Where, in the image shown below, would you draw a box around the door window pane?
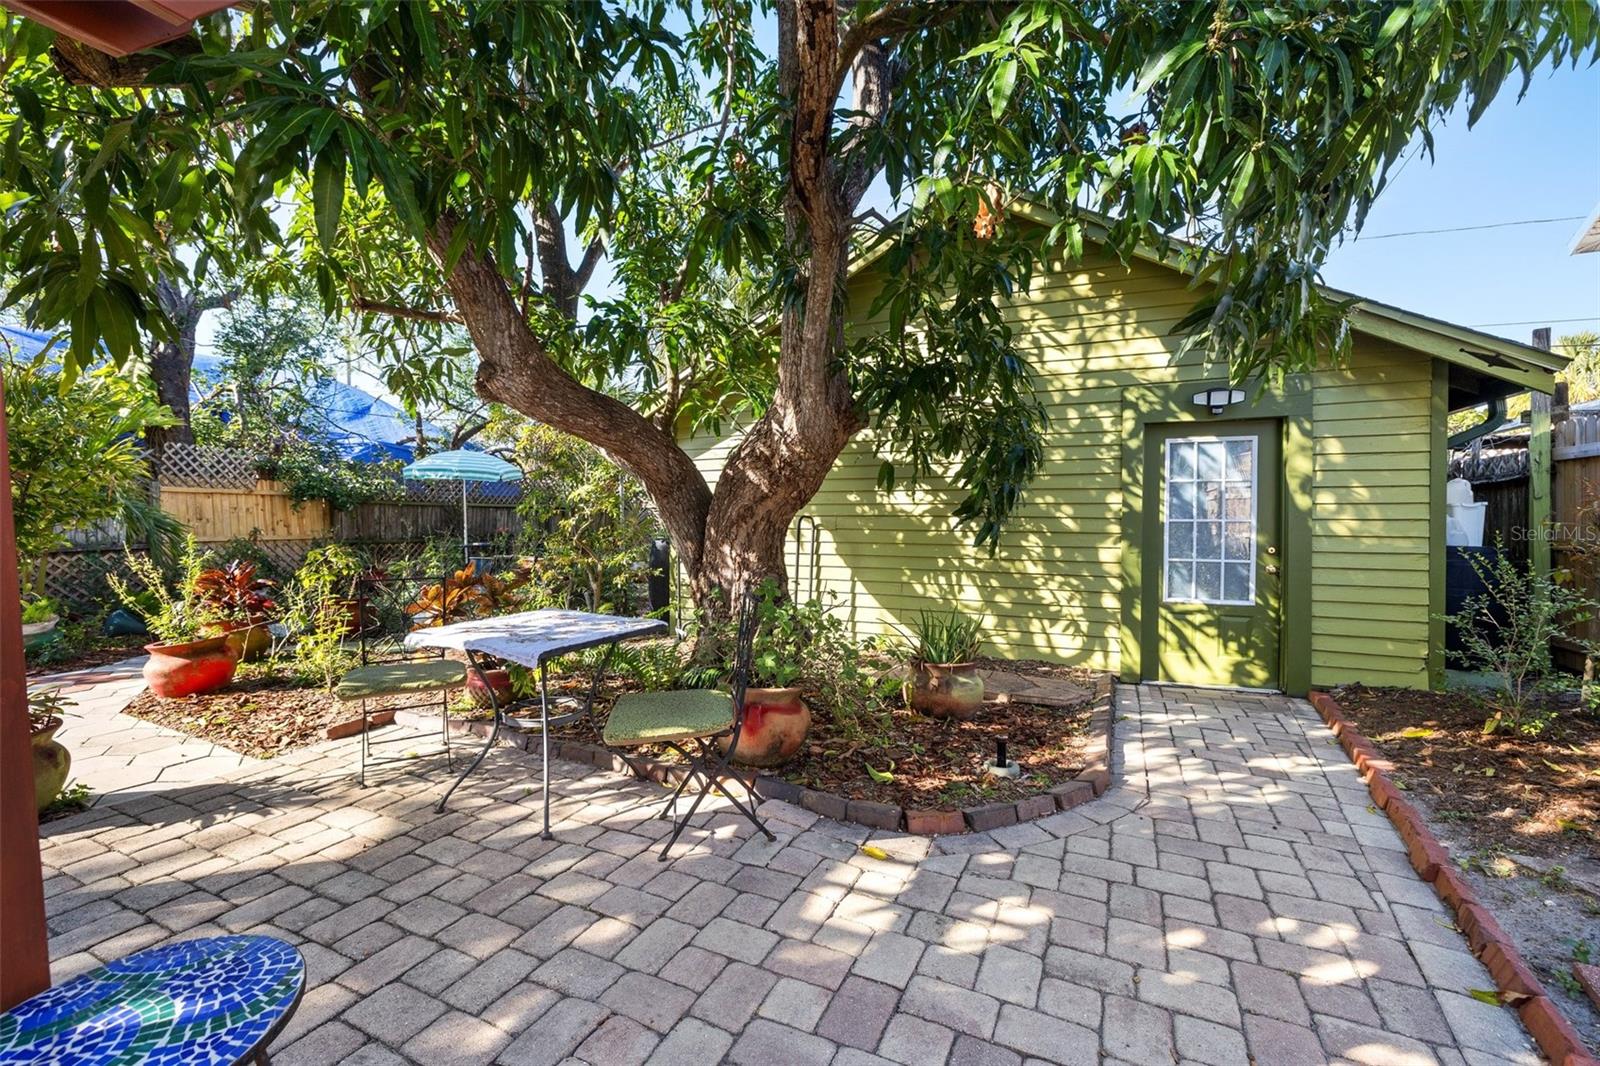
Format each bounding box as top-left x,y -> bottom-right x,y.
1164,435 -> 1257,604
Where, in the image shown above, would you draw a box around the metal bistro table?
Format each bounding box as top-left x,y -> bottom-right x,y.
406,609 -> 669,836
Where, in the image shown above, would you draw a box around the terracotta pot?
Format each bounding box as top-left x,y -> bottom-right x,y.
466,667 -> 514,708
219,621 -> 272,662
905,662 -> 985,719
720,687 -> 811,768
333,597 -> 375,636
142,636 -> 238,698
32,719 -> 70,812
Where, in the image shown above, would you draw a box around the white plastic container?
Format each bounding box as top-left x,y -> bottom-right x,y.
1447,501 -> 1487,547
1446,477 -> 1476,507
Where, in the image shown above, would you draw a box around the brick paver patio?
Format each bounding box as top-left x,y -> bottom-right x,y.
34,666 -> 1543,1065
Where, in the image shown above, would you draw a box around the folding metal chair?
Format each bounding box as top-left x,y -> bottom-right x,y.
336,571 -> 463,785
603,591 -> 775,860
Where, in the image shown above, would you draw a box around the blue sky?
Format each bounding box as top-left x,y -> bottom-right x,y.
1318,60 -> 1600,354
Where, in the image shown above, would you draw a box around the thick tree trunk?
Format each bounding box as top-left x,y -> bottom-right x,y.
144,280 -> 199,459
418,0 -> 888,624
426,225 -> 717,586
144,278 -> 236,464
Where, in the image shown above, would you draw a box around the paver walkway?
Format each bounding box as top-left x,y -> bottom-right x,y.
33,669 -> 1545,1065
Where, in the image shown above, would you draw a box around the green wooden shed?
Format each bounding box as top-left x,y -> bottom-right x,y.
681,207 -> 1566,695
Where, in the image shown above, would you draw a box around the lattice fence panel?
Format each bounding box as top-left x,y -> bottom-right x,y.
158,443 -> 259,489
43,550 -> 143,612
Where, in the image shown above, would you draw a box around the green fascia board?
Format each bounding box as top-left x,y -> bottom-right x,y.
844,200 -> 1566,395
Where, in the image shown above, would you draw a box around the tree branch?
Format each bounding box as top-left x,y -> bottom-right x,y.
571,236 -> 605,297
351,296 -> 464,324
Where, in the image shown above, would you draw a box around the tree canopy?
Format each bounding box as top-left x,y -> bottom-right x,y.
2,0 -> 1595,604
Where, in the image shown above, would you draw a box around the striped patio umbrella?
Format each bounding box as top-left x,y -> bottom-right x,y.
401,450 -> 523,563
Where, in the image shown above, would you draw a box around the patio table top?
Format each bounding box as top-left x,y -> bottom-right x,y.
402,609 -> 668,668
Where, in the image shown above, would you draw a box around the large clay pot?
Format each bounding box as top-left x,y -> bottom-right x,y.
466,667 -> 513,708
32,720 -> 70,812
333,597 -> 376,636
721,687 -> 811,767
905,662 -> 985,719
143,636 -> 238,698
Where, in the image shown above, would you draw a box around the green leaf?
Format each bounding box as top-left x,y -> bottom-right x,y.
866,760 -> 895,784
1467,989 -> 1502,1006
989,59 -> 1019,121
311,145 -> 345,253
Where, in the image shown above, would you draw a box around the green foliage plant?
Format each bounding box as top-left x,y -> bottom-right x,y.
20,595 -> 58,623
106,537 -> 224,645
3,354 -> 179,594
26,686 -> 72,732
511,424 -> 661,613
1445,550 -> 1599,736
902,609 -> 984,666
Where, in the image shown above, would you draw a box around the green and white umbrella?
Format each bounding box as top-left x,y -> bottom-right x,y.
401,449 -> 523,563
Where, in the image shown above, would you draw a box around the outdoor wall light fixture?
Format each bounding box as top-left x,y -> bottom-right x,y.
1192,387 -> 1246,415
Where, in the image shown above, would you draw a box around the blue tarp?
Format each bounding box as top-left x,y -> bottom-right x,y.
1,324 -> 492,477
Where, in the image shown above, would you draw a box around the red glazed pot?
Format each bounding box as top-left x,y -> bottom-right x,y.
721,686 -> 811,768
143,636 -> 238,698
466,667 -> 514,708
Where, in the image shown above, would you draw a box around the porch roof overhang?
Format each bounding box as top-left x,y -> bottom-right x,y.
0,1 -> 232,57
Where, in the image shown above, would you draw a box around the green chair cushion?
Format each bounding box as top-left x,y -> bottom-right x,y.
337,660 -> 466,700
603,689 -> 734,747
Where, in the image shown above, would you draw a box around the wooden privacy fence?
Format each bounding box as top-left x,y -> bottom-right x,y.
46,443 -> 525,610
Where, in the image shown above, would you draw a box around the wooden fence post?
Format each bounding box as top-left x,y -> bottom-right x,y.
0,376 -> 51,1010
1528,328 -> 1553,579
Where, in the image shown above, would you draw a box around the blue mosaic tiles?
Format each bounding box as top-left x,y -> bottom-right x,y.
0,936 -> 304,1065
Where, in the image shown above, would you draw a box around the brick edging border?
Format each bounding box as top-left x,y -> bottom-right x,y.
1308,690 -> 1598,1066
433,675 -> 1117,837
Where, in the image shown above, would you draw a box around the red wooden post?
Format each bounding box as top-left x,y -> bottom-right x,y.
0,374 -> 50,1009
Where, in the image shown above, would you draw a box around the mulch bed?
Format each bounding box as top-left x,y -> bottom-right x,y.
1328,683 -> 1598,858
122,669 -> 418,759
529,659 -> 1102,810
1321,685 -> 1600,1056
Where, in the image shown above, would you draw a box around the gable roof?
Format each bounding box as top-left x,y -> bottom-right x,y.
847,201 -> 1566,396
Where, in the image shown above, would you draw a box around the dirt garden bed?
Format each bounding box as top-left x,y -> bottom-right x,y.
1327,683 -> 1600,1051
467,658 -> 1116,835
123,668 -> 423,759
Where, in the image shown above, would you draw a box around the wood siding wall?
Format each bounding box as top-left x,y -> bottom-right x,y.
682,249 -> 1437,689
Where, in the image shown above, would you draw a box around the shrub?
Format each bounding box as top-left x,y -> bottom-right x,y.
901,609 -> 984,665
1446,551 -> 1599,735
107,538 -> 225,645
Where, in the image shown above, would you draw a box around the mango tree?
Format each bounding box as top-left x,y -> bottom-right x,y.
1,1 -> 1594,615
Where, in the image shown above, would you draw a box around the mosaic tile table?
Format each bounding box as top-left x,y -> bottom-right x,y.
0,935 -> 304,1065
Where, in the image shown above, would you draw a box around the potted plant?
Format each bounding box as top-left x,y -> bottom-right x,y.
193,560 -> 278,661
902,609 -> 985,719
109,541 -> 238,698
716,583 -> 815,768
20,595 -> 60,649
296,544 -> 373,634
28,687 -> 73,811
